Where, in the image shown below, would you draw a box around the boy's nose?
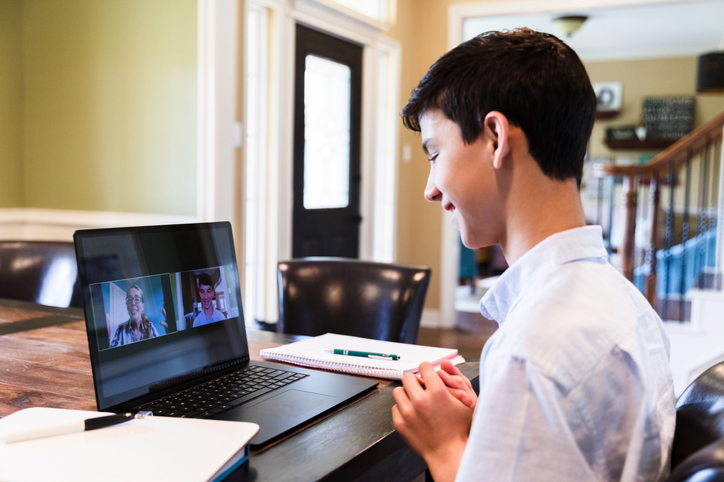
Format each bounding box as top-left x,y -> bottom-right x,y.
424,172 -> 442,202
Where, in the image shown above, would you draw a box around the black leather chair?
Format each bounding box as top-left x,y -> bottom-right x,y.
277,258 -> 431,344
0,240 -> 81,308
666,362 -> 724,482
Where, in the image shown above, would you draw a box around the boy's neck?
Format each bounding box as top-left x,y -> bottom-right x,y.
499,174 -> 586,265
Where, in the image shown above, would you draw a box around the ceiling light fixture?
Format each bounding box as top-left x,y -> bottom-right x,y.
551,15 -> 588,39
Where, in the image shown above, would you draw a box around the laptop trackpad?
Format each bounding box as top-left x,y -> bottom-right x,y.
247,389 -> 334,418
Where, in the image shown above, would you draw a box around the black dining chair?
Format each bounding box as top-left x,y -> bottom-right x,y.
277,258 -> 431,344
0,240 -> 81,308
666,362 -> 724,482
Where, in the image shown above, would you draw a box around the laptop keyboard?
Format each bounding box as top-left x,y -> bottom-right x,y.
136,365 -> 308,418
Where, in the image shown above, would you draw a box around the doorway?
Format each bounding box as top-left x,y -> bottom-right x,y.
292,24 -> 363,258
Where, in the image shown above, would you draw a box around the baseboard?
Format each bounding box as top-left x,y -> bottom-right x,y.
422,306 -> 464,329
0,208 -> 198,241
421,308 -> 444,329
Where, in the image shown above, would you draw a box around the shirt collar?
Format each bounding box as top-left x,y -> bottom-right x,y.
480,226 -> 609,324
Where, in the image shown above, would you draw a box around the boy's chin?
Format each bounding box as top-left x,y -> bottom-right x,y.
460,230 -> 494,250
460,232 -> 481,250
455,218 -> 484,249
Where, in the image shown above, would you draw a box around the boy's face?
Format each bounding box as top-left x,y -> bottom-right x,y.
420,108 -> 501,249
199,284 -> 214,311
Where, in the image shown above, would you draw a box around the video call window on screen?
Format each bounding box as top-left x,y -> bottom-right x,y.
94,275 -> 174,350
91,265 -> 240,351
175,266 -> 240,330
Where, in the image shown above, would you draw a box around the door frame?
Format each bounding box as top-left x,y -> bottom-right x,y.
279,0 -> 400,263
242,0 -> 401,323
292,24 -> 363,258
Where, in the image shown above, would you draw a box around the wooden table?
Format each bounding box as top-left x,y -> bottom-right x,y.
0,299 -> 480,481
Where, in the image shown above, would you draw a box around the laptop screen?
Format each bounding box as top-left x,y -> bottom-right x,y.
74,222 -> 249,411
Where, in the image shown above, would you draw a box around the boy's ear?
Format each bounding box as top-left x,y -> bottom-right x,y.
483,111 -> 510,169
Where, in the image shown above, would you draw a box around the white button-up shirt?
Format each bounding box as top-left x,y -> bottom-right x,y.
456,226 -> 675,482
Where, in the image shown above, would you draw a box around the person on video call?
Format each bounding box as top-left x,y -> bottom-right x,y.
193,273 -> 226,327
110,285 -> 160,347
390,28 -> 675,482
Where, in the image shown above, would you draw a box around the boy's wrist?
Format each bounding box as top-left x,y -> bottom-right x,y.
424,436 -> 468,482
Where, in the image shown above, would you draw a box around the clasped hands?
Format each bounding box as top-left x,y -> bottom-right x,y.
391,360 -> 477,482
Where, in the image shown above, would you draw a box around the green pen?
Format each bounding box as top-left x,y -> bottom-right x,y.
326,348 -> 401,361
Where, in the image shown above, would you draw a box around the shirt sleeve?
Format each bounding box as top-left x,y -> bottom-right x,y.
110,325 -> 123,347
148,322 -> 159,338
456,354 -> 597,482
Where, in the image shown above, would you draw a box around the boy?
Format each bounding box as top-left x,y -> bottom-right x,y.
391,29 -> 675,482
193,273 -> 226,327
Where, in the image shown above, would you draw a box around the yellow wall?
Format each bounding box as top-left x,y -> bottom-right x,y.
388,0 -> 491,312
387,0 -> 441,308
586,56 -> 724,159
9,0 -> 197,215
0,0 -> 23,208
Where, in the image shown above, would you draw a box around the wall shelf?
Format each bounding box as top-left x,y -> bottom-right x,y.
595,110 -> 619,120
604,138 -> 677,150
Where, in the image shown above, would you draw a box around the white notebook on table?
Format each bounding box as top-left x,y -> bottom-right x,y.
260,333 -> 464,380
0,407 -> 258,482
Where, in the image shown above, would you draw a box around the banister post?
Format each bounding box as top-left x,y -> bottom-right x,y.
645,174 -> 660,305
622,175 -> 638,282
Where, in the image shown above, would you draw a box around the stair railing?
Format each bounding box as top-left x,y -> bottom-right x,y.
596,111 -> 724,321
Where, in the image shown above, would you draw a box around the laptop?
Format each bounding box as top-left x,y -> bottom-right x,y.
73,221 -> 378,448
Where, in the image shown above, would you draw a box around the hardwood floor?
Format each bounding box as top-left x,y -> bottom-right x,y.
417,311 -> 498,361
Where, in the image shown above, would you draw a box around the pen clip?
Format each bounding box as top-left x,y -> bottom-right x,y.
368,355 -> 394,361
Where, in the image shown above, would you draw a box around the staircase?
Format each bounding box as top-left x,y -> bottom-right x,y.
597,111 -> 724,395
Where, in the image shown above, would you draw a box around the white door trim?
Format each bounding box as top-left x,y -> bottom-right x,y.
278,0 -> 398,264
197,0 -> 239,226
241,0 -> 401,323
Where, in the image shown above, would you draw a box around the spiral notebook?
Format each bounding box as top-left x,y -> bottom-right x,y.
260,333 -> 464,380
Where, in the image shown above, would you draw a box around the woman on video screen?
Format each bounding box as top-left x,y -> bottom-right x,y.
110,285 -> 159,347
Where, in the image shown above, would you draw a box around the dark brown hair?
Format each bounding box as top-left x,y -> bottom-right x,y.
401,28 -> 596,183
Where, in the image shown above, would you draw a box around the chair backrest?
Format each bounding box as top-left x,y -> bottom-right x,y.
277,258 -> 431,344
0,240 -> 81,308
666,362 -> 724,482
